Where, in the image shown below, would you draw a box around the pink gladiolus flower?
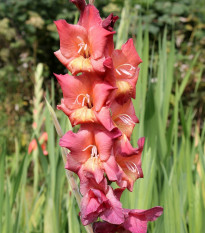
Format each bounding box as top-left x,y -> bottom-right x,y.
54,5 -> 115,75
80,186 -> 124,226
111,39 -> 142,104
111,99 -> 139,139
54,0 -> 163,230
93,206 -> 163,233
55,73 -> 119,133
59,124 -> 122,185
114,137 -> 145,191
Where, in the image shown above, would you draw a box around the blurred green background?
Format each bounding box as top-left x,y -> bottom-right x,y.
0,0 -> 205,232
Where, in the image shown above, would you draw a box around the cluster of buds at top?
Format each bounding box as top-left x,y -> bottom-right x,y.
54,0 -> 163,232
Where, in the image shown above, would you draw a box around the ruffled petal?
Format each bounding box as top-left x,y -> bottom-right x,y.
111,100 -> 138,139
55,73 -> 92,109
123,207 -> 163,233
80,189 -> 106,225
121,38 -> 142,67
55,20 -> 87,59
79,175 -> 108,196
112,38 -> 142,80
88,26 -> 115,60
78,5 -> 102,30
103,153 -> 122,182
92,80 -> 116,112
94,129 -> 114,161
100,187 -> 124,224
54,50 -> 71,69
115,68 -> 140,104
90,57 -> 105,73
95,107 -> 121,137
127,206 -> 164,222
59,129 -> 93,158
80,157 -> 104,184
115,137 -> 145,191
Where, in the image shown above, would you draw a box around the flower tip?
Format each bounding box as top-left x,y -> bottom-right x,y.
138,137 -> 145,150
70,0 -> 86,11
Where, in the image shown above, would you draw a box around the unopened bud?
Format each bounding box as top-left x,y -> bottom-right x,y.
70,0 -> 86,11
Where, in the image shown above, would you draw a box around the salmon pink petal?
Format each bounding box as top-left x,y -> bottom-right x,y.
54,73 -> 92,109
115,67 -> 140,104
102,57 -> 116,87
90,57 -> 105,73
115,138 -> 145,191
95,130 -> 113,161
65,151 -> 83,173
124,216 -> 147,233
54,50 -> 72,69
79,176 -> 108,196
126,206 -> 164,222
93,80 -> 116,112
81,186 -> 124,226
121,38 -> 142,66
80,189 -> 107,225
78,5 -> 102,30
55,20 -> 87,59
60,129 -> 93,173
100,187 -> 124,225
95,107 -> 121,137
79,157 -> 104,184
59,129 -> 93,154
111,100 -> 138,139
114,135 -> 137,156
93,206 -> 163,233
123,207 -> 163,233
112,38 -> 142,79
57,99 -> 73,116
88,26 -> 115,60
103,153 -> 122,182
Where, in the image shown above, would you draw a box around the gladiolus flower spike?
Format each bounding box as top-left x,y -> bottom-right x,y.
54,1 -> 163,232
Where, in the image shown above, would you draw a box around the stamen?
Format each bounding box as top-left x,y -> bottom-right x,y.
82,145 -> 95,151
117,64 -> 135,71
120,69 -> 133,76
82,97 -> 86,106
116,69 -> 122,75
73,94 -> 91,107
118,114 -> 135,125
125,161 -> 139,174
78,45 -> 84,54
84,44 -> 87,51
82,145 -> 99,158
115,64 -> 136,77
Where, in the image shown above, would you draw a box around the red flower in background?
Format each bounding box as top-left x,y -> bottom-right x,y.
28,132 -> 48,156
